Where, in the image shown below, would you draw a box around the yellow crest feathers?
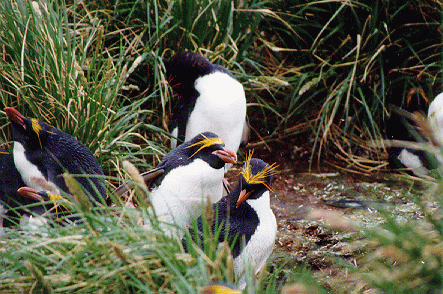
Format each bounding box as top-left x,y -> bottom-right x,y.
31,118 -> 42,134
31,118 -> 44,148
240,150 -> 277,192
187,134 -> 224,158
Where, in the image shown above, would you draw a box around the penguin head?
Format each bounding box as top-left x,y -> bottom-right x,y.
18,186 -> 49,202
17,186 -> 68,217
5,107 -> 57,151
182,132 -> 237,169
17,186 -> 65,204
166,52 -> 214,99
235,153 -> 276,208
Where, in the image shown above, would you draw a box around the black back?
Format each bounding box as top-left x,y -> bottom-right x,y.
147,132 -> 230,189
166,52 -> 234,144
8,113 -> 106,202
184,158 -> 273,258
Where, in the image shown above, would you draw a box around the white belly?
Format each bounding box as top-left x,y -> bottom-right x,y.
234,191 -> 277,289
13,142 -> 48,190
397,149 -> 428,177
149,159 -> 224,233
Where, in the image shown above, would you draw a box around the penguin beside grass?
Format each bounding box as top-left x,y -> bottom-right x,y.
114,132 -> 237,233
183,153 -> 277,289
166,52 -> 249,160
5,107 -> 106,204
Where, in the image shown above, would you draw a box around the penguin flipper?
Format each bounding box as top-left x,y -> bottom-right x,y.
112,168 -> 164,197
140,168 -> 165,187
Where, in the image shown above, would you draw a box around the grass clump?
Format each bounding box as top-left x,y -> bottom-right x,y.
2,0 -> 443,292
0,0 -> 164,177
247,0 -> 442,171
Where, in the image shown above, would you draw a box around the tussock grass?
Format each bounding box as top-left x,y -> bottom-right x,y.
248,0 -> 442,171
1,0 -> 443,292
0,0 -> 165,179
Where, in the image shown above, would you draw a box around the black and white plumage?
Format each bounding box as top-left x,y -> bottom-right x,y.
5,107 -> 106,203
166,52 -> 248,160
386,89 -> 439,176
0,147 -> 40,227
17,186 -> 68,216
183,155 -> 277,288
114,132 -> 237,231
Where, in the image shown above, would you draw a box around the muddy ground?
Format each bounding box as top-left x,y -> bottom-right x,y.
226,135 -> 425,292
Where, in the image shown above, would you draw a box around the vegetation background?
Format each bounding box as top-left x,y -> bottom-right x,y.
0,0 -> 442,292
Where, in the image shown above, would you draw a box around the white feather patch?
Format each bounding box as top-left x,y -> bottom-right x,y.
398,149 -> 428,177
187,72 -> 246,156
234,191 -> 277,289
148,158 -> 224,234
13,142 -> 48,190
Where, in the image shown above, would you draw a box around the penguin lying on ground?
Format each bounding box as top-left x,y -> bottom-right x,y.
114,132 -> 237,233
183,153 -> 277,289
5,107 -> 106,204
0,147 -> 44,227
166,52 -> 249,159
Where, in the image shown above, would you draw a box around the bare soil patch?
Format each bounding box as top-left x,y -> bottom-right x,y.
225,135 -> 423,291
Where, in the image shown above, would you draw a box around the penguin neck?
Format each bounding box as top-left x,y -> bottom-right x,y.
244,190 -> 271,218
228,183 -> 259,217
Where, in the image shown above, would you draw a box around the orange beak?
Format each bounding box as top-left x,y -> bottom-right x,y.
212,147 -> 237,164
18,187 -> 45,202
236,189 -> 253,208
5,107 -> 25,126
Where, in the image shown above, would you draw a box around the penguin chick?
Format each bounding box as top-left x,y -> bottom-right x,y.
5,107 -> 106,203
114,132 -> 237,232
167,52 -> 248,159
184,154 -> 277,289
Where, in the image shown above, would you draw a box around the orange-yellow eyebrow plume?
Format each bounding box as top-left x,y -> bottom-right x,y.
187,134 -> 224,158
240,150 -> 278,192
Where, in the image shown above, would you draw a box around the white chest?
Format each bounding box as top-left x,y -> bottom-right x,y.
428,92 -> 443,146
150,159 -> 224,230
397,149 -> 428,177
234,191 -> 277,287
13,142 -> 47,190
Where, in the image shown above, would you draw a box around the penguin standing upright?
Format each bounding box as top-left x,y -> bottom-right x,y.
183,154 -> 277,289
5,107 -> 106,203
114,132 -> 237,232
166,52 -> 248,160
